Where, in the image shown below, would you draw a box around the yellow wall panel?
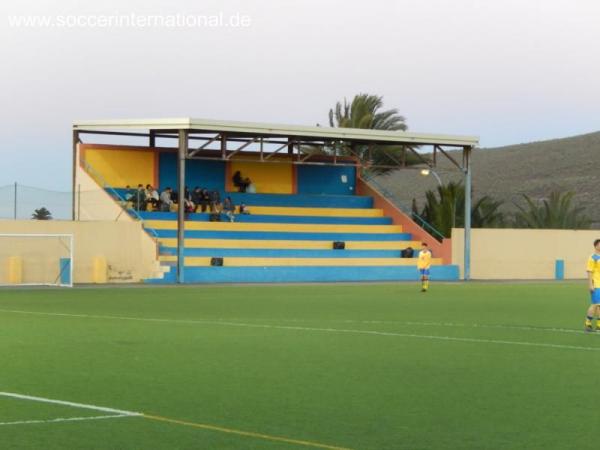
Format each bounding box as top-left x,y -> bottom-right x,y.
228,160 -> 293,194
452,228 -> 600,279
83,148 -> 156,188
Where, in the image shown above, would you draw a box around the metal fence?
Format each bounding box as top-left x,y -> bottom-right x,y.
0,183 -> 73,220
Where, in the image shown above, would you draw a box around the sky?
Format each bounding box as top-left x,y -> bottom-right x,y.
1,0 -> 599,191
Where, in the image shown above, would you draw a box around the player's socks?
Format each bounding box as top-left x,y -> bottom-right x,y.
424,280 -> 429,290
585,316 -> 594,331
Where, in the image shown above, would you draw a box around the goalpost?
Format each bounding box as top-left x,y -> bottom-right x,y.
0,234 -> 74,287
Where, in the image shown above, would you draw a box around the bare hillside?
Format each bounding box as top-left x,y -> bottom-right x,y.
374,131 -> 600,227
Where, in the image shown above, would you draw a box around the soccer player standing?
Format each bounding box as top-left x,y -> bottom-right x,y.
417,242 -> 432,292
584,239 -> 600,332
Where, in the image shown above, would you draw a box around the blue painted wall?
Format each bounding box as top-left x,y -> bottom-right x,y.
158,154 -> 357,196
158,153 -> 225,191
148,265 -> 460,283
297,165 -> 356,195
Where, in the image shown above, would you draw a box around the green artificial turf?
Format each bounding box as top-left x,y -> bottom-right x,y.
0,281 -> 598,450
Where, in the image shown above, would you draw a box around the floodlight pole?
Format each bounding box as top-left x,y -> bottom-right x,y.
177,129 -> 188,284
463,146 -> 472,281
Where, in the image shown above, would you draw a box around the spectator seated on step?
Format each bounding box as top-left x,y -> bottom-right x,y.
239,203 -> 250,215
145,184 -> 159,210
401,247 -> 414,258
124,185 -> 134,202
160,187 -> 174,212
195,188 -> 210,213
191,187 -> 202,212
232,171 -> 251,193
132,184 -> 147,211
209,190 -> 222,213
222,196 -> 236,222
246,182 -> 257,194
184,198 -> 195,214
182,186 -> 195,212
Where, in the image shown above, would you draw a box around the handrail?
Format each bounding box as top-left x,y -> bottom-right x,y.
81,160 -> 159,238
361,172 -> 445,241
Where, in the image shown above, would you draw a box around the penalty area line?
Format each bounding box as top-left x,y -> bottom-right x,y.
0,391 -> 141,417
142,413 -> 354,450
0,414 -> 134,427
0,391 -> 353,449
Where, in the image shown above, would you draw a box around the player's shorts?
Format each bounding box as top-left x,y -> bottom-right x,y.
591,289 -> 600,304
419,268 -> 430,276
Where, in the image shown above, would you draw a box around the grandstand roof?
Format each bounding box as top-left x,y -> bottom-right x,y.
73,118 -> 478,148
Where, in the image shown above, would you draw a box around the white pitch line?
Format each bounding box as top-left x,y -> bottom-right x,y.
0,392 -> 141,417
0,414 -> 133,427
1,309 -> 599,352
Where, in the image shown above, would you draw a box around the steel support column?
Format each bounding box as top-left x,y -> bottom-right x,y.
177,129 -> 188,284
463,146 -> 472,281
72,130 -> 80,220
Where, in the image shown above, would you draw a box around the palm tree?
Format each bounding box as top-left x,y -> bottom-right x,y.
32,207 -> 52,220
308,93 -> 421,173
472,196 -> 506,228
328,94 -> 407,131
412,182 -> 505,238
513,192 -> 591,229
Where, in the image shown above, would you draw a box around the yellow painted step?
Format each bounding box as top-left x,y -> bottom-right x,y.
159,256 -> 442,267
146,220 -> 402,234
158,238 -> 421,250
243,206 -> 383,217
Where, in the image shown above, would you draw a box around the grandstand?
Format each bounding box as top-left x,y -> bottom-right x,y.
72,118 -> 478,284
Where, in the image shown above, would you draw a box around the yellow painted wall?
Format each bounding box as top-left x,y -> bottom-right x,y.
75,144 -> 136,222
228,155 -> 293,194
452,228 -> 600,279
83,147 -> 155,188
0,220 -> 160,284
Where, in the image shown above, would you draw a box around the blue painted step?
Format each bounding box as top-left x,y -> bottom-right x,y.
111,189 -> 372,208
136,211 -> 392,225
147,265 -> 460,283
158,247 -> 411,258
148,229 -> 413,241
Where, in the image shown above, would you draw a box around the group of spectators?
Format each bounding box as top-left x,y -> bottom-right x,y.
125,171 -> 255,221
125,184 -> 159,212
125,184 -> 250,222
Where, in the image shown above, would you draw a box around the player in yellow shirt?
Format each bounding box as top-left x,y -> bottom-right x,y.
417,242 -> 432,292
584,239 -> 600,332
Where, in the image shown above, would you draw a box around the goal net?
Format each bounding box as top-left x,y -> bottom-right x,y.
0,234 -> 74,287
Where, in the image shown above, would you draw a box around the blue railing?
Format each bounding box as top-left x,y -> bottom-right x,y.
361,172 -> 445,242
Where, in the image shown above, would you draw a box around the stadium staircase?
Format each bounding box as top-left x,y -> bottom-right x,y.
111,191 -> 460,283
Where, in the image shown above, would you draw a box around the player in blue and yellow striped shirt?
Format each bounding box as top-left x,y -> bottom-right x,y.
584,239 -> 600,332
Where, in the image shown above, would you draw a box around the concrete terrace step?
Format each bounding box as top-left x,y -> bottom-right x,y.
157,238 -> 421,250
144,220 -> 402,234
157,248 -> 414,258
150,229 -> 412,241
159,256 -> 442,267
112,189 -> 373,208
136,211 -> 392,225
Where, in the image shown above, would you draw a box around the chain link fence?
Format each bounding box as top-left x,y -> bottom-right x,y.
0,183 -> 73,220
0,183 -> 140,221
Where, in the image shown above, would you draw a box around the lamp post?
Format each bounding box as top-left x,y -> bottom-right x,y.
420,168 -> 442,187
